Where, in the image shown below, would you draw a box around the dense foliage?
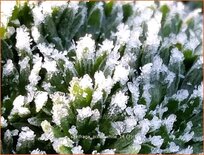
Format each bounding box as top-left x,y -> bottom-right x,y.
1,1 -> 203,154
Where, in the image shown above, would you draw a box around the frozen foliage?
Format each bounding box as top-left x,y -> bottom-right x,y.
15,26 -> 32,53
30,148 -> 46,154
1,1 -> 203,154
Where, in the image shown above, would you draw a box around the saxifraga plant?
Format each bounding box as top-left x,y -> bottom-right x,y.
1,1 -> 203,154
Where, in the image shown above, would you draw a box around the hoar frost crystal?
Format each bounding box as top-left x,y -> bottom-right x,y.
1,1 -> 203,154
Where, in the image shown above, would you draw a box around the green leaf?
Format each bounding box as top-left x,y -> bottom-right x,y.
102,4 -> 123,39
104,1 -> 113,17
99,118 -> 112,135
149,82 -> 166,110
87,3 -> 104,39
180,58 -> 202,93
192,142 -> 203,154
122,4 -> 133,22
183,49 -> 198,71
80,138 -> 92,153
1,40 -> 14,60
190,111 -> 203,142
43,16 -> 63,50
8,3 -> 33,28
60,117 -> 70,135
166,99 -> 179,114
159,47 -> 171,65
57,8 -> 74,47
59,146 -> 72,154
160,4 -> 170,27
52,126 -> 65,138
69,7 -> 87,40
0,27 -> 6,38
49,73 -> 68,92
139,143 -> 152,154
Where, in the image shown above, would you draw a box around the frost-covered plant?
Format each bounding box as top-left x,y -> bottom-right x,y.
1,1 -> 203,154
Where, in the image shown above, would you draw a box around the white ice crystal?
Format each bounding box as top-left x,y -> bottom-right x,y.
26,84 -> 37,103
97,39 -> 114,56
191,84 -> 203,99
1,116 -> 8,128
91,109 -> 101,121
146,18 -> 161,47
80,74 -> 93,90
31,148 -> 46,154
142,83 -> 152,107
1,1 -> 203,154
16,127 -> 36,150
163,114 -> 177,133
37,43 -> 54,56
139,119 -> 150,134
149,136 -> 164,148
68,126 -> 78,138
124,117 -> 137,133
77,107 -> 100,121
71,145 -> 84,154
40,120 -> 54,142
172,89 -> 189,102
177,146 -> 193,154
41,120 -> 52,133
185,35 -> 200,51
94,71 -> 113,94
52,137 -> 74,153
115,23 -> 130,45
92,89 -> 103,103
140,63 -> 153,76
10,95 -> 30,117
29,56 -> 42,86
165,71 -> 176,87
111,121 -> 125,135
4,129 -> 12,144
34,91 -> 48,112
150,116 -> 162,131
179,131 -> 194,142
111,91 -> 129,111
32,6 -> 45,25
69,75 -> 93,100
105,44 -> 120,70
176,32 -> 187,44
31,26 -> 41,42
1,1 -> 15,25
168,142 -> 179,153
100,149 -> 116,154
76,34 -> 95,60
19,56 -> 30,71
128,29 -> 142,48
52,104 -> 68,125
11,129 -> 19,136
3,59 -> 14,76
42,58 -> 58,75
184,121 -> 193,132
16,26 -> 31,52
152,56 -> 168,74
178,121 -> 194,142
134,133 -> 146,145
169,48 -> 184,64
50,92 -> 70,105
113,64 -> 130,85
127,79 -> 140,105
6,26 -> 15,38
133,104 -> 147,120
69,74 -> 93,99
